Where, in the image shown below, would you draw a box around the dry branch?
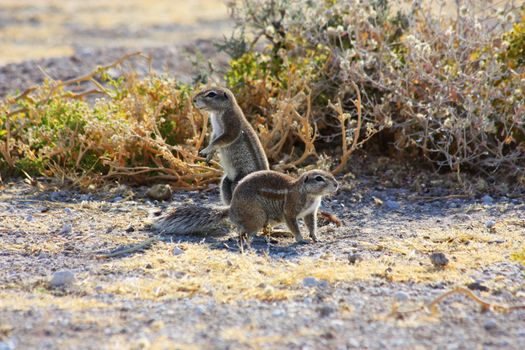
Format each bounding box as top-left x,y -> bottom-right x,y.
390,287 -> 525,319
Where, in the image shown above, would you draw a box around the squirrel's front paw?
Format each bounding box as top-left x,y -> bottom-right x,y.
199,146 -> 213,156
200,147 -> 215,164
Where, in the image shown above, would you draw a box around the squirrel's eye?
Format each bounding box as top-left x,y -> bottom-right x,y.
205,91 -> 217,98
315,176 -> 325,182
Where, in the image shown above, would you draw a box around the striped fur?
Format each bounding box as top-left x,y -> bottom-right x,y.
153,205 -> 229,235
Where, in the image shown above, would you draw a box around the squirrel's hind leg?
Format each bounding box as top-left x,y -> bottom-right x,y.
220,176 -> 233,205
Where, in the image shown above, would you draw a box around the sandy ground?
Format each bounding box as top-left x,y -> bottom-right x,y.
0,0 -> 231,65
0,167 -> 524,349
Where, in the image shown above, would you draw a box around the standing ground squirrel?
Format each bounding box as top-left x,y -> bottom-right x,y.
194,87 -> 269,204
154,169 -> 338,248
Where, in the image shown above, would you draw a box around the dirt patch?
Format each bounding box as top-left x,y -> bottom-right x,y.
1,172 -> 524,349
0,0 -> 231,65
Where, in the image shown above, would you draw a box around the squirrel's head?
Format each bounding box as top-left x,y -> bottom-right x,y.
193,87 -> 235,112
299,170 -> 338,197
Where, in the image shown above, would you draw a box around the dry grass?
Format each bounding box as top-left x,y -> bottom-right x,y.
67,217 -> 523,304
1,210 -> 522,308
0,291 -> 111,312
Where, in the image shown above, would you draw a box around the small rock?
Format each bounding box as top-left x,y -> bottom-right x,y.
64,208 -> 72,216
372,197 -> 383,206
483,318 -> 498,331
430,252 -> 449,268
272,309 -> 285,317
348,339 -> 360,348
172,247 -> 184,256
25,215 -> 33,222
50,270 -> 75,288
146,184 -> 173,201
303,277 -> 318,287
0,340 -> 15,350
384,200 -> 400,210
125,225 -> 135,233
466,281 -> 489,292
394,291 -> 409,301
50,191 -> 62,201
111,196 -> 124,202
59,223 -> 72,235
347,253 -> 362,264
195,305 -> 207,315
485,220 -> 496,229
481,195 -> 494,205
317,305 -> 335,317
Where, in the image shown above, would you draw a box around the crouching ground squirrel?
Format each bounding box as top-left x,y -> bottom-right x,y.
154,169 -> 338,248
194,87 -> 269,204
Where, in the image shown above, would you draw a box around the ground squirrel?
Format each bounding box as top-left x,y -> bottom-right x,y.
154,169 -> 338,248
194,87 -> 269,204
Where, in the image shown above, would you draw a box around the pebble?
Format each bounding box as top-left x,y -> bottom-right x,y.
384,200 -> 400,210
64,208 -> 72,215
317,305 -> 335,317
483,318 -> 498,331
466,281 -> 489,292
50,191 -> 62,201
172,247 -> 184,256
146,184 -> 173,201
481,195 -> 494,205
195,305 -> 206,315
272,309 -> 285,317
125,225 -> 135,233
25,214 -> 33,222
485,220 -> 496,229
50,270 -> 75,288
347,253 -> 362,265
303,277 -> 319,287
394,291 -> 409,301
0,340 -> 15,350
112,196 -> 124,202
348,339 -> 360,348
430,252 -> 449,268
59,223 -> 72,235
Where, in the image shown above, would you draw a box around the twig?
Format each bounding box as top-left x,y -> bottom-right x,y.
94,236 -> 161,259
332,81 -> 363,175
390,287 -> 525,318
412,194 -> 471,202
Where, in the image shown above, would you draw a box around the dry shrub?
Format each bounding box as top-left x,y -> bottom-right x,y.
0,53 -> 220,188
1,1 -> 524,186
223,0 -> 525,178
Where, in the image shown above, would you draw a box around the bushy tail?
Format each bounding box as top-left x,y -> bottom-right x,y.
153,205 -> 230,234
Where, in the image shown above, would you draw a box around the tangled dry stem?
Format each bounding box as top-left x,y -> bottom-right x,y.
390,287 -> 525,319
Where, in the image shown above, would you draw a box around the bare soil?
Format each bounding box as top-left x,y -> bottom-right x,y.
1,167 -> 524,349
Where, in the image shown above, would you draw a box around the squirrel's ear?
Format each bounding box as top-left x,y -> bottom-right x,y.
223,91 -> 228,99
